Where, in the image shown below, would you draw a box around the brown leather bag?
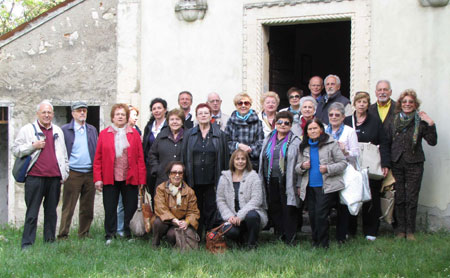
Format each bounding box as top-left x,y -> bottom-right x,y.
174,227 -> 200,251
206,223 -> 232,253
141,188 -> 153,233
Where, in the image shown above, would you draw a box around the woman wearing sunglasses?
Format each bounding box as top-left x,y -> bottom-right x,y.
225,93 -> 264,170
388,89 -> 437,240
258,111 -> 301,244
279,87 -> 303,124
152,161 -> 200,247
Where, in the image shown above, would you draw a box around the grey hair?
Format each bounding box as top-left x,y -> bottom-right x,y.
300,96 -> 318,111
376,80 -> 392,90
36,100 -> 54,112
207,92 -> 221,101
327,102 -> 345,115
324,74 -> 341,86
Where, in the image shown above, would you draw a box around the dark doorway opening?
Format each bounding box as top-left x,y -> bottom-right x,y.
268,21 -> 351,109
0,107 -> 9,224
53,106 -> 100,132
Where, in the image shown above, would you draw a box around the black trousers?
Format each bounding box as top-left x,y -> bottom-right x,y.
307,186 -> 337,248
392,157 -> 424,234
348,179 -> 382,237
223,210 -> 261,247
268,178 -> 298,243
103,181 -> 138,239
21,176 -> 61,248
194,184 -> 218,237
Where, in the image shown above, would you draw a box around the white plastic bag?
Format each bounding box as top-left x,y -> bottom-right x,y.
340,164 -> 363,206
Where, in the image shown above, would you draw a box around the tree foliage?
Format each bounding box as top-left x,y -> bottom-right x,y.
0,0 -> 65,36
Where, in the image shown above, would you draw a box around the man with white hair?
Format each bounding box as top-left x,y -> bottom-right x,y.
207,92 -> 229,131
315,74 -> 352,125
368,80 -> 396,131
12,100 -> 69,249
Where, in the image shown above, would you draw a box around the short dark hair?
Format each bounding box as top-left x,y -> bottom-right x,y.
299,118 -> 330,151
286,87 -> 304,99
150,98 -> 167,111
178,91 -> 193,100
229,150 -> 253,173
110,103 -> 130,122
165,161 -> 185,177
275,111 -> 294,124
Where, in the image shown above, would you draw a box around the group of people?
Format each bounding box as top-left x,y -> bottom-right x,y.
13,74 -> 437,250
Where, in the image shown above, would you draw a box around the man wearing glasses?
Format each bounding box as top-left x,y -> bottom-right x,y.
280,87 -> 303,123
58,101 -> 98,240
207,92 -> 229,131
12,100 -> 69,249
308,76 -> 324,102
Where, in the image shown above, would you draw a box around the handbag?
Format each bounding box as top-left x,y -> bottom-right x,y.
351,115 -> 384,180
130,188 -> 146,236
380,184 -> 395,224
174,227 -> 200,251
141,188 -> 153,233
340,159 -> 371,216
12,123 -> 40,183
206,223 -> 233,253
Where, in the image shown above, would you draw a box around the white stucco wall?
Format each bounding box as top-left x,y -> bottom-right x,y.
369,0 -> 450,228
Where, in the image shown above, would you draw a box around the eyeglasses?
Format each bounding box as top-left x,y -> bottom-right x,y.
170,171 -> 183,176
328,113 -> 342,118
237,101 -> 251,107
289,95 -> 301,99
276,120 -> 291,126
402,99 -> 415,104
208,99 -> 221,103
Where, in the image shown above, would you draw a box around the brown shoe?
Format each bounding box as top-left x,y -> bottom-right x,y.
406,233 -> 416,241
396,232 -> 406,239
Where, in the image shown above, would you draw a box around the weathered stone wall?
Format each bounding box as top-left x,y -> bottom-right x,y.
0,0 -> 118,225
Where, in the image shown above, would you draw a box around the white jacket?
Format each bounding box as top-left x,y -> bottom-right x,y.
12,121 -> 69,181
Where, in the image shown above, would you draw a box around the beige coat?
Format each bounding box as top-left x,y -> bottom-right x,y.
153,181 -> 200,230
295,137 -> 347,200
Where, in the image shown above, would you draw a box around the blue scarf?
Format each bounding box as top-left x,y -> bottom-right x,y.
326,123 -> 345,140
265,130 -> 291,180
236,109 -> 254,121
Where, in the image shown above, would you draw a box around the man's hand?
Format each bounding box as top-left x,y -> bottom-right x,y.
32,140 -> 45,150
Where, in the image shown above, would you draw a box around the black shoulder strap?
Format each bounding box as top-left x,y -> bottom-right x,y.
32,122 -> 40,140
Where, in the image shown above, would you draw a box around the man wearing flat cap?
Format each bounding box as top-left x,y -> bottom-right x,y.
58,101 -> 98,239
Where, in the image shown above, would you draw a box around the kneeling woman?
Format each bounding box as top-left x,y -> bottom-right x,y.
216,150 -> 268,248
295,119 -> 347,248
152,161 -> 200,247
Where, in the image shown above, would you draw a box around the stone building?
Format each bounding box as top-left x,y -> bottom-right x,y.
0,0 -> 449,230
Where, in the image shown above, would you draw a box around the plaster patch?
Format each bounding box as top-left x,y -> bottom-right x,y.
24,48 -> 36,56
92,11 -> 99,19
66,17 -> 72,27
102,12 -> 114,20
51,26 -> 56,32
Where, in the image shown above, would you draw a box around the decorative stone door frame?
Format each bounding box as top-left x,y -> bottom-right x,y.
242,0 -> 371,111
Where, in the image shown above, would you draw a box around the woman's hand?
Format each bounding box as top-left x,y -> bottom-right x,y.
382,167 -> 389,177
178,220 -> 188,230
319,165 -> 328,174
95,181 -> 103,192
418,111 -> 434,126
338,142 -> 349,156
302,160 -> 311,170
228,216 -> 241,226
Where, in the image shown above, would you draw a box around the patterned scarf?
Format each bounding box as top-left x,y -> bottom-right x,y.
168,183 -> 182,206
236,109 -> 254,121
265,130 -> 291,180
111,124 -> 130,158
326,123 -> 345,140
395,111 -> 421,150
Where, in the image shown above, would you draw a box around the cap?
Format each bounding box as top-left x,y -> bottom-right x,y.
71,101 -> 88,111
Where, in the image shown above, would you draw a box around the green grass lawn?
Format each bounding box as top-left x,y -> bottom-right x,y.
0,223 -> 449,278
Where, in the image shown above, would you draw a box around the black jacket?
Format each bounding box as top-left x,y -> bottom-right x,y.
148,126 -> 184,185
368,99 -> 396,132
143,119 -> 167,165
316,91 -> 350,125
344,112 -> 391,168
182,124 -> 229,188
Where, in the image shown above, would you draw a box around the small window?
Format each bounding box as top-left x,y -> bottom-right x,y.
53,106 -> 100,132
0,107 -> 7,124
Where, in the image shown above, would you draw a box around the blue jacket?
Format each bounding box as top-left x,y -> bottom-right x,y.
61,120 -> 98,165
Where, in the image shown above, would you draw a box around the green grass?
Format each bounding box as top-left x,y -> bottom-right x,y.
0,223 -> 449,278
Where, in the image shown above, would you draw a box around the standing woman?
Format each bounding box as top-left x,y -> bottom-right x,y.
182,103 -> 229,236
343,91 -> 390,240
143,98 -> 167,202
258,91 -> 280,137
389,89 -> 437,240
279,87 -> 303,124
225,93 -> 264,170
295,119 -> 347,248
128,105 -> 142,136
216,150 -> 267,248
325,102 -> 359,243
291,96 -> 317,137
94,104 -> 146,244
259,111 -> 301,244
149,108 -> 185,186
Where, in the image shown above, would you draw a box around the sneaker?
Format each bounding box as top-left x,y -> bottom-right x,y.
365,235 -> 376,241
105,239 -> 113,246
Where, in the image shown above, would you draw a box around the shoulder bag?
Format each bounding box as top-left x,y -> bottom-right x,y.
12,124 -> 40,183
130,187 -> 146,236
174,227 -> 200,251
206,222 -> 233,253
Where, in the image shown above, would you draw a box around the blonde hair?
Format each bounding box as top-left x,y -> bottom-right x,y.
395,89 -> 421,113
233,93 -> 253,106
353,91 -> 371,106
260,91 -> 280,107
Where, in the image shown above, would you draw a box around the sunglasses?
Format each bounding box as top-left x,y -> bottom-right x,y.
170,171 -> 183,176
328,113 -> 342,118
237,101 -> 251,107
289,95 -> 301,99
276,120 -> 291,126
402,99 -> 415,104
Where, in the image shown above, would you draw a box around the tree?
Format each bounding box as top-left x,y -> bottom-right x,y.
0,0 -> 65,36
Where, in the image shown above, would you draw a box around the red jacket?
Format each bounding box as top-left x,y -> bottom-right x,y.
93,126 -> 146,185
